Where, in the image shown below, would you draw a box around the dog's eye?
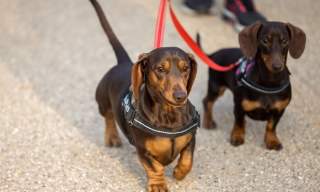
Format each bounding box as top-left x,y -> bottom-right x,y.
157,66 -> 165,73
281,39 -> 288,46
182,66 -> 189,72
262,37 -> 269,45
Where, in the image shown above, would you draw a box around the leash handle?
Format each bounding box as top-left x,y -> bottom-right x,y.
154,0 -> 167,48
168,0 -> 236,72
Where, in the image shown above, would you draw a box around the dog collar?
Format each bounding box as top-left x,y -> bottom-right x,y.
236,57 -> 290,94
122,91 -> 200,138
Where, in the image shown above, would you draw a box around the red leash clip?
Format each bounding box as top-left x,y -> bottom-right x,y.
154,0 -> 236,72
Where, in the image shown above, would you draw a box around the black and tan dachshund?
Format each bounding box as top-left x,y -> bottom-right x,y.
90,0 -> 199,191
201,21 -> 306,150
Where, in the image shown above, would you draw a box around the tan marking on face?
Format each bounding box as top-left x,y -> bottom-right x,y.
148,70 -> 166,98
162,81 -> 183,105
241,99 -> 261,111
272,99 -> 290,112
162,60 -> 170,71
148,58 -> 190,105
261,53 -> 273,72
177,60 -> 188,70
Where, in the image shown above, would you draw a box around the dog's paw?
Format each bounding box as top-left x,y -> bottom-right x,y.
230,137 -> 244,146
230,126 -> 245,146
173,167 -> 188,181
148,183 -> 169,192
202,119 -> 217,129
230,134 -> 244,146
265,134 -> 283,150
266,141 -> 283,151
105,136 -> 122,147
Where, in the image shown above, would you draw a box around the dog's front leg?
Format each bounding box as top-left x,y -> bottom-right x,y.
173,137 -> 195,180
230,104 -> 246,146
138,151 -> 168,192
264,112 -> 284,150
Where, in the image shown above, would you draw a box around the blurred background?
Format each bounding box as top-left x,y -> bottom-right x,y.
0,0 -> 319,191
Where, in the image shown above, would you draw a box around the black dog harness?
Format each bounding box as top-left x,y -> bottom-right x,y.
235,57 -> 290,94
121,91 -> 200,141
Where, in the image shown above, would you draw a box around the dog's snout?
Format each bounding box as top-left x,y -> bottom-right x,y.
173,91 -> 187,102
272,63 -> 283,71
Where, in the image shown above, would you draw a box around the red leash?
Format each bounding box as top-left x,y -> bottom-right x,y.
154,0 -> 236,72
154,0 -> 167,48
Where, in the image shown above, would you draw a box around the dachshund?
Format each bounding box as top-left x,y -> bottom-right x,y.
90,0 -> 199,191
201,21 -> 306,150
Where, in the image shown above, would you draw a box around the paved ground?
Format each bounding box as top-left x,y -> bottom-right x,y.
1,0 -> 320,191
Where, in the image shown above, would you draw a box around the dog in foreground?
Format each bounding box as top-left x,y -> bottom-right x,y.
90,0 -> 199,191
201,21 -> 306,150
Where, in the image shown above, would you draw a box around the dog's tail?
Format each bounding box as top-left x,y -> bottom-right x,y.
90,0 -> 132,64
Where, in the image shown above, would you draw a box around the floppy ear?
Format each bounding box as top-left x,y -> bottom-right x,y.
286,23 -> 306,59
131,53 -> 148,100
239,21 -> 262,58
187,53 -> 197,94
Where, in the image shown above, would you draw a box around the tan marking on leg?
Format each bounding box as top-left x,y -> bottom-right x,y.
174,134 -> 192,152
264,119 -> 282,150
139,155 -> 168,192
202,87 -> 225,129
230,123 -> 245,146
241,99 -> 261,111
104,112 -> 122,147
272,99 -> 290,112
203,100 -> 215,129
173,147 -> 193,180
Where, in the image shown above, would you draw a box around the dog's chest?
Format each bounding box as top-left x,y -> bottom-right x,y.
145,134 -> 192,163
241,96 -> 290,119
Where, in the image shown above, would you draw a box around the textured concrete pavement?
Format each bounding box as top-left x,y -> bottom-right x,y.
0,0 -> 320,191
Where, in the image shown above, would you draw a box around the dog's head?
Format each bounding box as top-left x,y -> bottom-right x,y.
131,47 -> 197,107
239,21 -> 306,73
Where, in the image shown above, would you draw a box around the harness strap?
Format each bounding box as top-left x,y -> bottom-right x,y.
122,92 -> 200,139
236,58 -> 290,94
239,78 -> 290,94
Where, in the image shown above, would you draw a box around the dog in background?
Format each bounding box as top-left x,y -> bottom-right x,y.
90,0 -> 199,191
200,21 -> 306,150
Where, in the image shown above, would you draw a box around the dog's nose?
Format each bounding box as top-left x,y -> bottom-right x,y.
272,63 -> 283,71
173,91 -> 187,102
